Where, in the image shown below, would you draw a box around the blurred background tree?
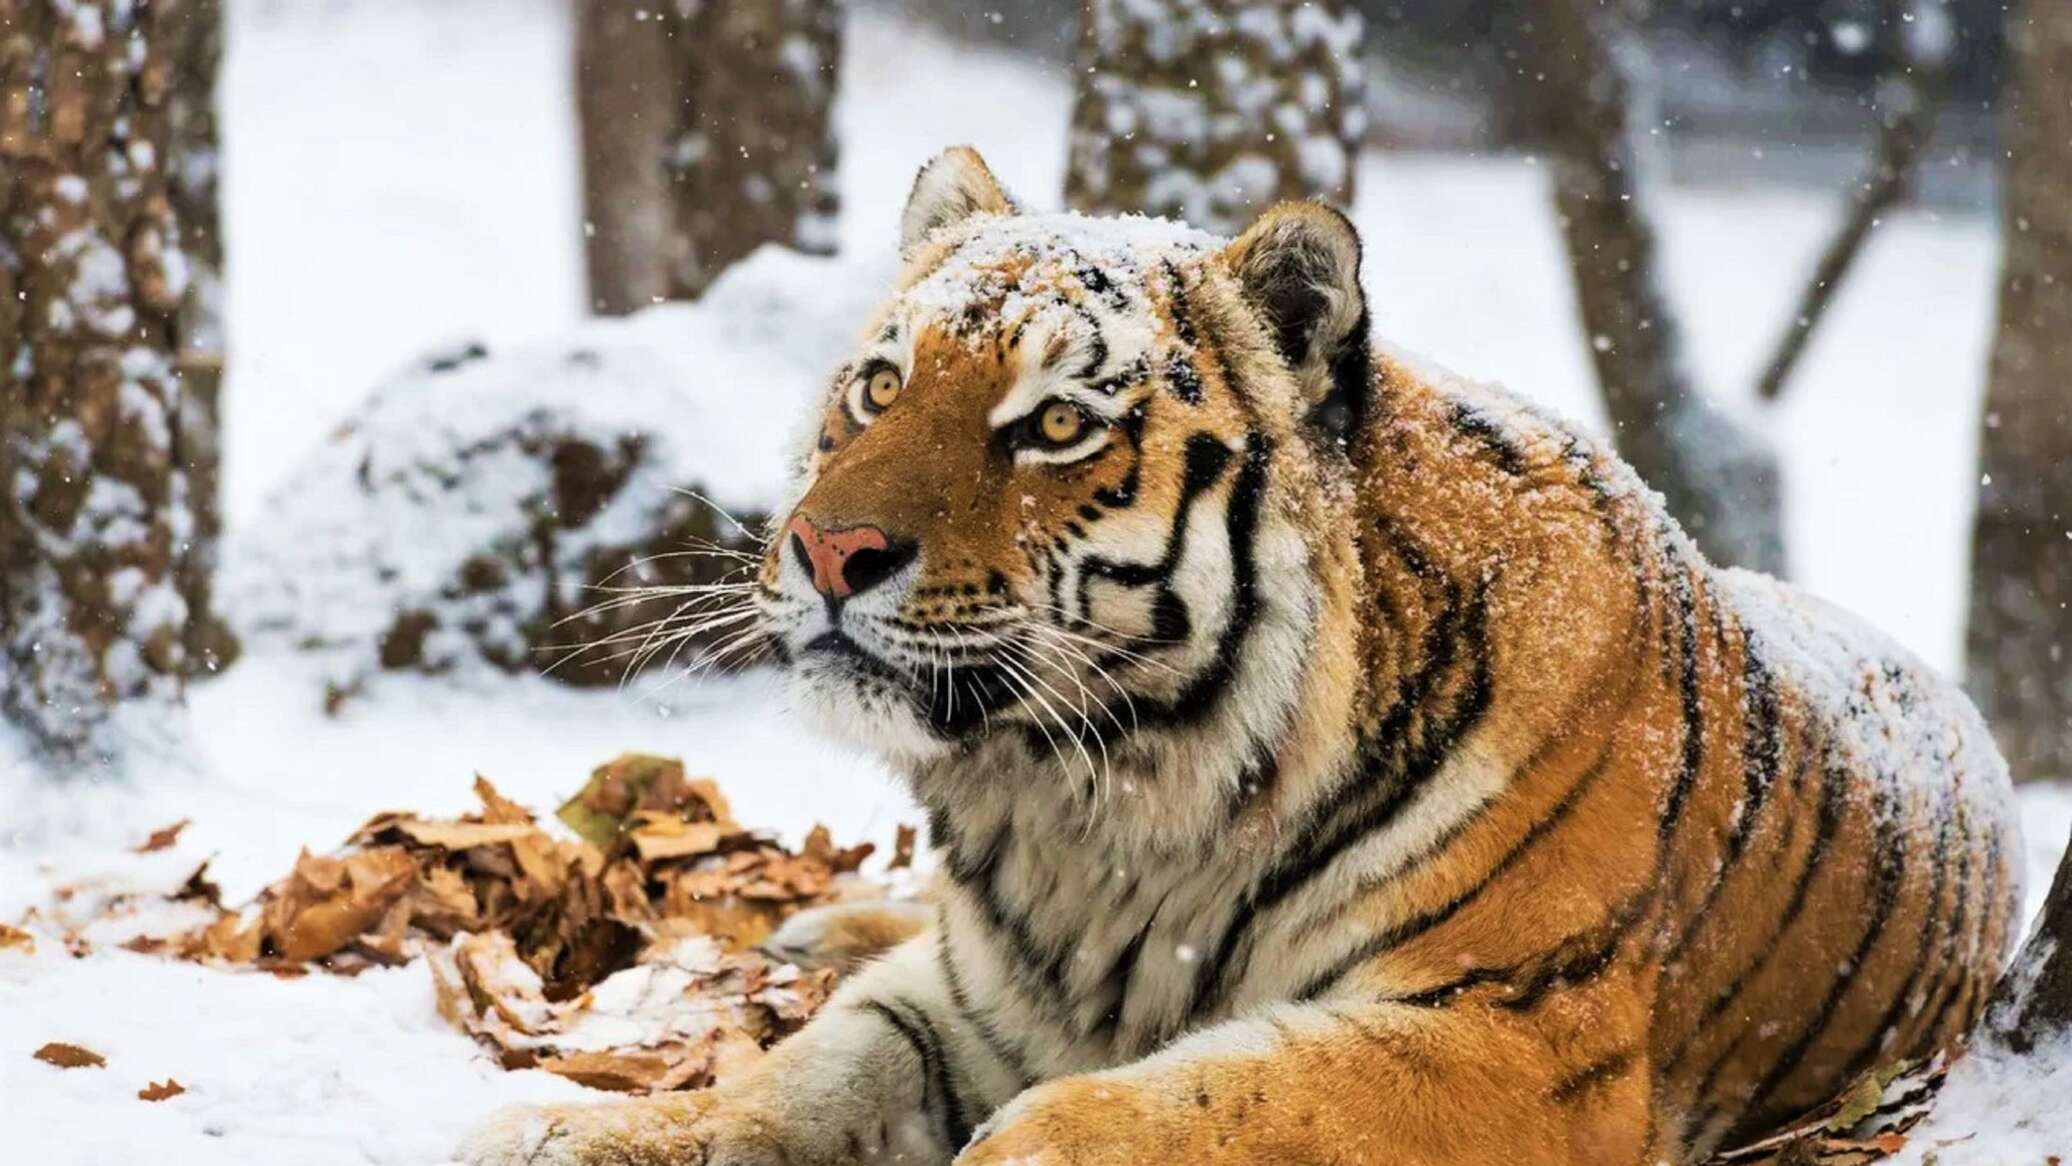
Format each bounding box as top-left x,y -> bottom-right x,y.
1967,2 -> 2072,784
575,0 -> 843,313
0,0 -> 231,766
1521,0 -> 1790,576
1063,0 -> 1367,235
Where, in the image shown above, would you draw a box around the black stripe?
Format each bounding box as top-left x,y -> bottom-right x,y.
1666,746 -> 1849,1084
1382,965 -> 1512,1008
1292,734 -> 1619,1001
1666,630 -> 1781,961
1911,834 -> 1976,1049
1551,1047 -> 1640,1104
1093,889 -> 1169,1034
1091,355 -> 1149,397
1922,828 -> 2005,1047
858,998 -> 972,1150
1378,886 -> 1656,1011
934,812 -> 1071,1002
935,932 -> 1035,1090
1836,786 -> 1953,1084
1446,400 -> 1529,476
1074,260 -> 1130,313
1718,778 -> 1911,1147
1656,569 -> 1706,852
1090,404 -> 1146,509
1498,887 -> 1656,1011
1191,569 -> 1493,1017
1079,431 -> 1275,740
1161,261 -> 1198,347
1165,351 -> 1205,404
937,808 -> 1148,1041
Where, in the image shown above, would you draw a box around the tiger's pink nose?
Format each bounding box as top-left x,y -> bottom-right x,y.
786,515 -> 915,600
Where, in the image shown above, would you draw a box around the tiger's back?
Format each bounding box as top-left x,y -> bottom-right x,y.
1311,350 -> 2024,1157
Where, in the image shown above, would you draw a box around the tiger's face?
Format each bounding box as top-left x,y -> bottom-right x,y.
757,148 -> 1370,793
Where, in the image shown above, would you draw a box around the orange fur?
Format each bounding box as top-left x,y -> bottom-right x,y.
462,151 -> 2020,1166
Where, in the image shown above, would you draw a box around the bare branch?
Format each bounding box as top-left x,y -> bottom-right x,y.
1756,0 -> 1950,402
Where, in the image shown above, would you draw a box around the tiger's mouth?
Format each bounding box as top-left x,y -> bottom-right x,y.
799,629 -> 902,681
793,623 -> 1037,743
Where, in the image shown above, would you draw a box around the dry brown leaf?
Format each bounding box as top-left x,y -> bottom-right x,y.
133,819 -> 191,854
536,1050 -> 686,1093
33,1042 -> 105,1069
0,922 -> 33,955
628,819 -> 734,863
185,910 -> 263,963
170,862 -> 224,910
389,820 -> 540,850
684,778 -> 733,826
266,846 -> 417,962
473,776 -> 536,826
556,755 -> 726,854
138,1078 -> 186,1101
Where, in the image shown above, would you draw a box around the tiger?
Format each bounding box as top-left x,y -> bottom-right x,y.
462,146 -> 2023,1166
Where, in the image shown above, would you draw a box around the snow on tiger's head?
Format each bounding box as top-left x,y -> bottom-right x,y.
756,147 -> 1370,783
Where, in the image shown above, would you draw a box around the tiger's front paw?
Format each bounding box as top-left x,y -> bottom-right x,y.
955,1078 -> 1153,1166
456,1093 -> 782,1166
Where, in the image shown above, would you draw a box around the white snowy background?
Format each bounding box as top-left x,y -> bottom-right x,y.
1,1 -> 2067,1163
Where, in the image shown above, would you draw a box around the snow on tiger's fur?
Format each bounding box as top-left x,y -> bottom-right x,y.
462,147 -> 2022,1166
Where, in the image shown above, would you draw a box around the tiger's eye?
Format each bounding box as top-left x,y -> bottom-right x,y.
1038,401 -> 1086,445
865,367 -> 902,411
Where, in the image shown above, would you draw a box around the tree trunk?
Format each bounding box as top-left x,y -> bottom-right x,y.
165,0 -> 234,676
1063,0 -> 1367,237
1525,0 -> 1789,577
575,0 -> 841,314
574,0 -> 678,315
1966,1 -> 2072,783
0,0 -> 225,764
1987,828 -> 2072,1053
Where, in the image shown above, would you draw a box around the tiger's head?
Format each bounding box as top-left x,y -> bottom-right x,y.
757,148 -> 1372,829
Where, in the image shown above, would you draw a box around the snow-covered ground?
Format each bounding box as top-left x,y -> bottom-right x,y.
2,1 -> 2065,1163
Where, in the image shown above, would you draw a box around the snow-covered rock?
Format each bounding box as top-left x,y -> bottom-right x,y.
226,246 -> 890,704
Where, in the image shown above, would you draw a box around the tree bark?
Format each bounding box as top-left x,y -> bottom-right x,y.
165,0 -> 234,675
1525,0 -> 1789,577
0,0 -> 226,763
1965,0 -> 2072,783
1986,828 -> 2072,1053
574,0 -> 677,315
1064,0 -> 1367,237
575,0 -> 841,314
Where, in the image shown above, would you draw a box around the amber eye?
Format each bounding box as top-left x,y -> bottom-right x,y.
1036,401 -> 1088,446
863,366 -> 902,413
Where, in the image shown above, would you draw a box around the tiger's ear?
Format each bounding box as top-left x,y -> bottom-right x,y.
900,146 -> 1017,258
1220,202 -> 1370,418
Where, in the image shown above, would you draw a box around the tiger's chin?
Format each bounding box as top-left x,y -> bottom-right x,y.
786,654 -> 958,769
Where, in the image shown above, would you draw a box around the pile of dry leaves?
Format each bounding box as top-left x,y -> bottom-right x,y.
129,754 -> 912,1094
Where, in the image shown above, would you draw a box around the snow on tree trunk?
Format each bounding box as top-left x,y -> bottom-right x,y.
1987,829 -> 2072,1053
1526,0 -> 1789,577
165,0 -> 234,677
1063,0 -> 1367,238
1965,2 -> 2072,783
0,0 -> 227,765
576,0 -> 841,314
